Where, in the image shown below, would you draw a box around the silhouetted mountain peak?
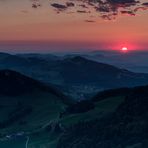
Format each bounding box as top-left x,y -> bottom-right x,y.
64,56 -> 88,63
64,56 -> 118,68
70,56 -> 87,61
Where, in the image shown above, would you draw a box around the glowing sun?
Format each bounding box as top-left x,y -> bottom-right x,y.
121,47 -> 128,51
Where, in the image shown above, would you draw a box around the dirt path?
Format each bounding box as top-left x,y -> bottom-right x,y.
25,136 -> 30,148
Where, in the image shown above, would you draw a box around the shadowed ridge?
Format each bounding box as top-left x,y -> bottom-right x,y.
0,69 -> 72,104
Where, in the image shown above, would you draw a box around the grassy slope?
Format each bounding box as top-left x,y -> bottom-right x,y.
25,96 -> 124,148
60,96 -> 124,126
30,96 -> 124,148
0,91 -> 66,148
0,138 -> 26,148
0,94 -> 124,148
0,91 -> 66,133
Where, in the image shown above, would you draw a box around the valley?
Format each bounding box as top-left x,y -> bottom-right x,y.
0,53 -> 148,148
1,52 -> 148,100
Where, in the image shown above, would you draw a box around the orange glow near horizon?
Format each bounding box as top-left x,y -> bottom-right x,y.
121,47 -> 128,51
0,1 -> 147,51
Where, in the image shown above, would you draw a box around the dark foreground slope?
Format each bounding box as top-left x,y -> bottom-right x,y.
0,69 -> 69,101
0,70 -> 70,134
0,69 -> 46,96
57,85 -> 148,148
1,70 -> 148,148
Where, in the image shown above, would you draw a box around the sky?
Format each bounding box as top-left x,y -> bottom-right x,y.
0,0 -> 147,52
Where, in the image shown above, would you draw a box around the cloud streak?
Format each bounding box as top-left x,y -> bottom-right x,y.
48,0 -> 148,20
0,0 -> 147,20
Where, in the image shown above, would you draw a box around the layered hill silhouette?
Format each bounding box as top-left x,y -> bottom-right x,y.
1,52 -> 148,99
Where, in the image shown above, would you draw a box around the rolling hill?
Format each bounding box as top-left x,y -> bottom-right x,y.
57,85 -> 148,148
1,69 -> 148,148
1,52 -> 148,99
0,69 -> 70,135
78,50 -> 148,73
58,56 -> 148,87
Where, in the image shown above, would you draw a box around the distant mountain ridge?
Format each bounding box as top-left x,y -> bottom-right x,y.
1,52 -> 148,99
76,50 -> 148,73
59,56 -> 148,87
